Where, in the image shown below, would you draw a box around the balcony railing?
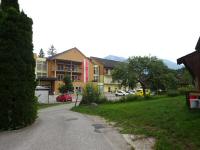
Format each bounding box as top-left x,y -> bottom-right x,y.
72,69 -> 81,73
57,69 -> 65,72
55,68 -> 82,73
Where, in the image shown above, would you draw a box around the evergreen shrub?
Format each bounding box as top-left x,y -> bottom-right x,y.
58,75 -> 73,94
0,0 -> 37,130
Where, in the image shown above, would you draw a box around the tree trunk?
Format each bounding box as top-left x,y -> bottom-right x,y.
139,80 -> 146,96
142,86 -> 146,96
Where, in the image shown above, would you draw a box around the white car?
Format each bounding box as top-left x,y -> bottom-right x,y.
126,90 -> 136,95
115,90 -> 128,96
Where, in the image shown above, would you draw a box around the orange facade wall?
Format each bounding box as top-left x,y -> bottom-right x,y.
47,48 -> 95,94
47,60 -> 56,77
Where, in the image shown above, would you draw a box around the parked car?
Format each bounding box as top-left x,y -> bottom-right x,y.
125,91 -> 131,95
135,89 -> 151,96
115,90 -> 128,96
56,94 -> 72,102
126,90 -> 136,95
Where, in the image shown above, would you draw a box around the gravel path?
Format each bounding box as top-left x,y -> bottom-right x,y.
0,104 -> 130,150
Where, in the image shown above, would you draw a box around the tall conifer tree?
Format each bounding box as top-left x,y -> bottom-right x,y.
1,0 -> 19,11
0,0 -> 37,129
39,48 -> 45,58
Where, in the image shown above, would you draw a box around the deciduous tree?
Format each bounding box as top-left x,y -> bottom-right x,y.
112,56 -> 176,96
47,45 -> 57,56
112,62 -> 136,89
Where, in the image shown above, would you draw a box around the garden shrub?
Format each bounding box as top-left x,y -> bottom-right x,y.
144,95 -> 153,100
126,95 -> 140,101
119,95 -> 141,102
98,96 -> 108,104
58,75 -> 73,94
80,83 -> 100,105
167,90 -> 180,97
119,96 -> 126,103
178,85 -> 195,95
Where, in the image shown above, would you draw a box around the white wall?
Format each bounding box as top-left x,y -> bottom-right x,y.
35,90 -> 49,103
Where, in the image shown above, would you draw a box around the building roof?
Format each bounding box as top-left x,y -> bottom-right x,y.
177,51 -> 198,65
177,50 -> 200,78
90,57 -> 121,68
47,47 -> 87,60
195,37 -> 200,51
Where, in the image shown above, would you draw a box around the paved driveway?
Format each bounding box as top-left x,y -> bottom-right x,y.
0,104 -> 130,150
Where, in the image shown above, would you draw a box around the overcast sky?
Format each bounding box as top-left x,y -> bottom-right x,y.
18,0 -> 200,62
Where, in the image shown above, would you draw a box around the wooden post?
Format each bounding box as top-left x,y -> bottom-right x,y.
75,92 -> 78,107
48,90 -> 49,104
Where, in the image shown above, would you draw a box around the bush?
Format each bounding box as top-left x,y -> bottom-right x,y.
144,95 -> 153,100
98,96 -> 108,104
126,95 -> 140,101
178,85 -> 195,95
119,96 -> 126,102
167,90 -> 180,97
119,95 -> 141,102
80,83 -> 100,105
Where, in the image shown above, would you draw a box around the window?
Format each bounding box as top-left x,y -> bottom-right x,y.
57,74 -> 64,81
93,76 -> 99,82
42,63 -> 47,71
105,68 -> 111,75
93,65 -> 99,82
66,64 -> 71,71
57,64 -> 64,71
72,65 -> 79,72
94,65 -> 99,75
37,72 -> 47,78
72,75 -> 80,81
36,61 -> 47,72
37,63 -> 42,71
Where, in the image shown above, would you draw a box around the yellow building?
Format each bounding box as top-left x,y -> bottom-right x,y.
90,57 -> 121,93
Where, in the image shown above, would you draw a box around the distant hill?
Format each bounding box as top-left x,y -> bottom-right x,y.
104,55 -> 126,62
104,55 -> 183,70
162,59 -> 183,70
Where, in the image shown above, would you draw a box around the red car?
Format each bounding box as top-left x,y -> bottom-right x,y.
56,94 -> 72,102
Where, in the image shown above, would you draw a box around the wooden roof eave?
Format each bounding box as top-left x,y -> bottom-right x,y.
177,51 -> 198,64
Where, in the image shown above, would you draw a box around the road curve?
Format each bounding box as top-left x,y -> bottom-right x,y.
0,104 -> 130,150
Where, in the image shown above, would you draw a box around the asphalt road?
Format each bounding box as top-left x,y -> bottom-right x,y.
0,104 -> 130,150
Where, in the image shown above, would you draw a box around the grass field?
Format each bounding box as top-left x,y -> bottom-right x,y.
72,96 -> 200,150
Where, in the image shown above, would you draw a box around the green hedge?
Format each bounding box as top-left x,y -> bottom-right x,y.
0,2 -> 37,130
167,90 -> 180,97
177,85 -> 195,95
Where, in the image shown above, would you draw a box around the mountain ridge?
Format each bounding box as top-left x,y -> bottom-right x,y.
104,55 -> 183,70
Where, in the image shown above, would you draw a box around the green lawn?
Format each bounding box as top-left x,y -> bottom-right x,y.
72,96 -> 200,150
